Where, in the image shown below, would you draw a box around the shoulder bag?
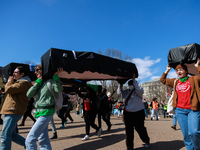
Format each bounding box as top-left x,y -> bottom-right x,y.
167,79 -> 178,114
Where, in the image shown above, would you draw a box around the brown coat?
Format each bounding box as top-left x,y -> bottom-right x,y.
0,77 -> 32,115
160,67 -> 200,111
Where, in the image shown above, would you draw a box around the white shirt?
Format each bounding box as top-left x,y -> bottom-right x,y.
117,80 -> 144,112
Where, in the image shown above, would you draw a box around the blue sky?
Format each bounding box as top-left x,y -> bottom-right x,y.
0,0 -> 200,83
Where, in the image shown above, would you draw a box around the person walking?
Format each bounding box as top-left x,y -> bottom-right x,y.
0,66 -> 32,150
0,87 -> 5,124
64,99 -> 74,123
171,114 -> 177,130
117,75 -> 150,150
25,65 -> 63,150
163,102 -> 168,118
78,86 -> 101,141
76,103 -> 81,116
98,88 -> 112,132
143,99 -> 148,118
151,98 -> 159,120
49,117 -> 57,139
18,97 -> 36,126
107,92 -> 114,117
160,62 -> 200,150
57,92 -> 69,128
116,99 -> 124,118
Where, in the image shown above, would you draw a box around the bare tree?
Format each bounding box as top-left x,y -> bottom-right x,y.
94,48 -> 132,101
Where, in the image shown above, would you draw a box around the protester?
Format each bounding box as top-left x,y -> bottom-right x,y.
107,92 -> 114,116
163,101 -> 168,118
76,102 -> 81,116
143,99 -> 148,118
0,66 -> 32,150
49,117 -> 58,139
18,97 -> 36,126
117,75 -> 150,150
0,87 -> 5,124
25,65 -> 63,150
64,98 -> 74,123
57,92 -> 69,128
151,98 -> 159,120
78,86 -> 101,140
160,62 -> 200,150
171,114 -> 177,130
98,88 -> 112,132
116,99 -> 123,118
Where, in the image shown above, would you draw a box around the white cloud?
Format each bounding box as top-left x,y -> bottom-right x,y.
129,57 -> 161,82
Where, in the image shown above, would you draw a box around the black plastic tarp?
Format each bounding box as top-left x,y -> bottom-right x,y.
168,43 -> 200,75
41,48 -> 138,81
1,63 -> 37,83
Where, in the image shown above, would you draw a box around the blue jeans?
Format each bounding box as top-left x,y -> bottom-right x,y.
144,109 -> 148,118
49,117 -> 56,133
151,109 -> 158,119
25,115 -> 53,150
173,114 -> 177,126
176,108 -> 200,150
1,114 -> 25,150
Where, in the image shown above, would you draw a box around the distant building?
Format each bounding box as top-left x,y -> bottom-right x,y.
140,78 -> 171,103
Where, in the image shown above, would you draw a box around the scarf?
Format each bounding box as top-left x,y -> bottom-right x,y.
179,76 -> 189,82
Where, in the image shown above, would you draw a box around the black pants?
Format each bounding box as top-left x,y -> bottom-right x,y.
84,111 -> 99,135
163,110 -> 167,118
98,112 -> 111,128
124,109 -> 150,150
64,109 -> 74,121
21,109 -> 36,124
57,107 -> 68,125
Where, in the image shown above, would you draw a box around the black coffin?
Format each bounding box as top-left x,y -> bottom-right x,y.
1,63 -> 37,83
168,43 -> 200,75
41,48 -> 138,80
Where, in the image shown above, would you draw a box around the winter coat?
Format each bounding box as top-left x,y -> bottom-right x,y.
0,76 -> 32,115
27,77 -> 63,112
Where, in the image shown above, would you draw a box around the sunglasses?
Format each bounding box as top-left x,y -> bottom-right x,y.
35,69 -> 41,72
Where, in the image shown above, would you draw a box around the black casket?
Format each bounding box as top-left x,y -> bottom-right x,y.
41,48 -> 138,82
168,43 -> 200,75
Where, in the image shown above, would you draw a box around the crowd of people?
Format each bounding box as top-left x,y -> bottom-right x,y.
1,60 -> 200,150
0,65 -> 115,149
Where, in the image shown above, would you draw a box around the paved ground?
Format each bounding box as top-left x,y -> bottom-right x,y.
0,113 -> 186,150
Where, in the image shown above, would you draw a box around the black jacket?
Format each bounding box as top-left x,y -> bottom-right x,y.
98,93 -> 109,113
78,88 -> 98,113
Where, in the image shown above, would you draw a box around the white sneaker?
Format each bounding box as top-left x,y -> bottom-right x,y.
97,128 -> 102,137
82,135 -> 90,141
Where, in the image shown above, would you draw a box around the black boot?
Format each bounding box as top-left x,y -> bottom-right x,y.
50,132 -> 57,139
107,124 -> 112,131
